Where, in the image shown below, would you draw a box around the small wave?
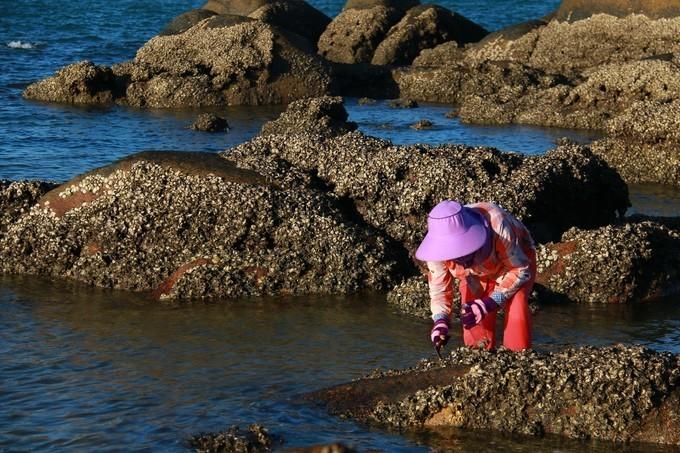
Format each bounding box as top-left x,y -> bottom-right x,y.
7,41 -> 37,49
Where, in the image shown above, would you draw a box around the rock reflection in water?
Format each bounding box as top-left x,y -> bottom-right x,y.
0,275 -> 678,451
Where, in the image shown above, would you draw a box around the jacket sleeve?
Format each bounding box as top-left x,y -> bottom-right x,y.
489,218 -> 532,305
426,261 -> 453,321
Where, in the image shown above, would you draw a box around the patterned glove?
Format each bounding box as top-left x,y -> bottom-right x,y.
461,297 -> 499,329
430,318 -> 450,348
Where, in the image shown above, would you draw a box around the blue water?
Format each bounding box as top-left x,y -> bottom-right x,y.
1,1 -> 679,451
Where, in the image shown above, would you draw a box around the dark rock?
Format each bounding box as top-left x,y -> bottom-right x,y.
343,0 -> 418,11
308,345 -> 680,445
536,220 -> 680,303
0,151 -> 406,300
410,119 -> 432,129
247,0 -> 331,47
260,96 -> 357,137
23,61 -> 122,104
317,6 -> 403,64
444,109 -> 458,118
189,424 -> 279,452
476,17 -> 551,45
159,9 -> 217,36
190,113 -> 230,132
388,98 -> 418,108
371,5 -> 488,66
555,0 -> 680,21
202,0 -> 270,16
283,445 -> 358,453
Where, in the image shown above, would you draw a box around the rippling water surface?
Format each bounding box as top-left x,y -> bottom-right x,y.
2,0 -> 680,451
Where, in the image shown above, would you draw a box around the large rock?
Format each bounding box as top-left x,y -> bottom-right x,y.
371,5 -> 488,66
159,9 -> 217,36
203,0 -> 330,44
24,18 -> 334,107
317,6 -> 404,64
227,100 -> 629,249
260,96 -> 357,137
308,345 -> 680,445
555,0 -> 680,21
0,152 -> 407,299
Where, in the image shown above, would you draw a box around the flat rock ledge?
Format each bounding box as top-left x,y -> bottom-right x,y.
0,151 -> 407,300
307,345 -> 680,445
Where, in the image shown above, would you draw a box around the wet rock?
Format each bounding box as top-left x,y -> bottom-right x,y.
444,109 -> 458,118
388,98 -> 418,108
357,97 -> 376,105
0,151 -> 407,300
555,0 -> 680,21
536,220 -> 680,303
189,424 -> 279,452
260,96 -> 357,138
317,5 -> 403,64
226,99 -> 630,251
410,119 -> 432,129
23,61 -> 122,104
309,345 -> 680,445
371,5 -> 488,66
159,9 -> 217,36
25,18 -> 334,108
411,41 -> 463,67
0,180 -> 58,234
191,113 -> 230,132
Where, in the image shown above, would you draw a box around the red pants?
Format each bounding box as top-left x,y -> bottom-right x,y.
460,254 -> 536,351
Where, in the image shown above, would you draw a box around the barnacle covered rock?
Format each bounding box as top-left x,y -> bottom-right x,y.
189,424 -> 279,452
227,99 -> 629,248
309,345 -> 680,445
0,180 -> 58,234
536,220 -> 680,303
0,152 -> 408,300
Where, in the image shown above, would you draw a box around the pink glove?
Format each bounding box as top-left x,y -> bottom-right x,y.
461,297 -> 499,329
430,318 -> 450,348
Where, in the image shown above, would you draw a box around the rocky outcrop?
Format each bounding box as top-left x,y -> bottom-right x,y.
536,220 -> 680,303
228,102 -> 629,249
555,0 -> 680,21
371,5 -> 487,66
0,151 -> 407,300
308,345 -> 680,445
189,424 -> 280,452
24,18 -> 334,107
411,41 -> 463,67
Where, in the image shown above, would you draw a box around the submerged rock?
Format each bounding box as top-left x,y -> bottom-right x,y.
0,151 -> 407,300
189,424 -> 279,452
308,345 -> 680,445
190,113 -> 230,132
410,119 -> 432,129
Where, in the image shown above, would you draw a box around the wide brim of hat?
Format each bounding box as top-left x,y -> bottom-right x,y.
415,222 -> 487,262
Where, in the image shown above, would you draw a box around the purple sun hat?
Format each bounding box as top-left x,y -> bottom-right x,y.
415,200 -> 488,261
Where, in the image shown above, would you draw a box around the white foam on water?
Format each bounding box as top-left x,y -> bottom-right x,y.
7,41 -> 36,49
